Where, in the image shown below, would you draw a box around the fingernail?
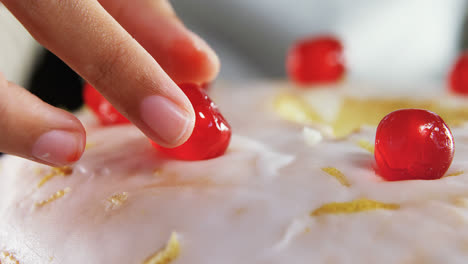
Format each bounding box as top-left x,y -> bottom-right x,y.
32,130 -> 84,166
140,95 -> 193,146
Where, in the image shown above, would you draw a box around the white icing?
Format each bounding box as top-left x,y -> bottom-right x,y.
274,215 -> 311,251
1,82 -> 468,263
302,88 -> 343,123
302,127 -> 323,146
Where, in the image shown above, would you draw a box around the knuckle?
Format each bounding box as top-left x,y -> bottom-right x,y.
85,36 -> 135,89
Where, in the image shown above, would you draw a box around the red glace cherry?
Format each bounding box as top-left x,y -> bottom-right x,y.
83,82 -> 231,160
286,35 -> 345,85
151,83 -> 231,160
83,83 -> 130,125
374,109 -> 454,181
449,52 -> 468,95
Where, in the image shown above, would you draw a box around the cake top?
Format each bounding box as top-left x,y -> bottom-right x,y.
2,82 -> 468,264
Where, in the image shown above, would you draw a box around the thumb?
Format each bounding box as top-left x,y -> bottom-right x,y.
0,73 -> 86,166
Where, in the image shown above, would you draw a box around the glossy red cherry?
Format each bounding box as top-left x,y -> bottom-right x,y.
449,52 -> 468,95
286,35 -> 345,85
374,109 -> 454,181
152,83 -> 231,161
83,83 -> 130,125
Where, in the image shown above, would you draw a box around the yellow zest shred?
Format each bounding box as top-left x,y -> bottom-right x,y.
37,166 -> 73,188
144,172 -> 215,188
53,166 -> 73,175
453,197 -> 468,208
35,188 -> 71,207
310,198 -> 400,216
274,93 -> 468,138
234,207 -> 248,216
445,171 -> 465,178
143,232 -> 181,264
153,169 -> 163,177
106,192 -> 128,210
273,94 -> 323,125
37,173 -> 55,188
0,252 -> 19,264
321,167 -> 351,187
34,167 -> 44,175
85,142 -> 96,150
356,139 -> 375,154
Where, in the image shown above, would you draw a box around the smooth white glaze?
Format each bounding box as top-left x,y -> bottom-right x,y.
2,82 -> 468,264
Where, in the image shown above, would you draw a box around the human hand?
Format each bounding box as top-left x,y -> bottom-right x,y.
0,0 -> 219,166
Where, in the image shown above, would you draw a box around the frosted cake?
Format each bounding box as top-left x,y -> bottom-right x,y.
2,82 -> 468,263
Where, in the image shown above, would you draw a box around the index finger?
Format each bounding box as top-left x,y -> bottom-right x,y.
3,0 -> 195,147
98,0 -> 220,85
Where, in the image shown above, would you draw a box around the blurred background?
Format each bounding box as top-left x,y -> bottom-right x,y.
0,0 -> 467,110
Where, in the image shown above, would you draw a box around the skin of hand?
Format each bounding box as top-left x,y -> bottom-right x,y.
0,0 -> 220,167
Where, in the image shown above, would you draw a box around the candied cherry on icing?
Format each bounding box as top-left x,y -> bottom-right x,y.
151,83 -> 231,161
286,35 -> 345,85
83,82 -> 231,160
82,83 -> 130,125
449,52 -> 468,95
374,109 -> 454,181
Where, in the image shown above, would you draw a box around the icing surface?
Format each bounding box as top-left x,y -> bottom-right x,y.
2,82 -> 468,263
